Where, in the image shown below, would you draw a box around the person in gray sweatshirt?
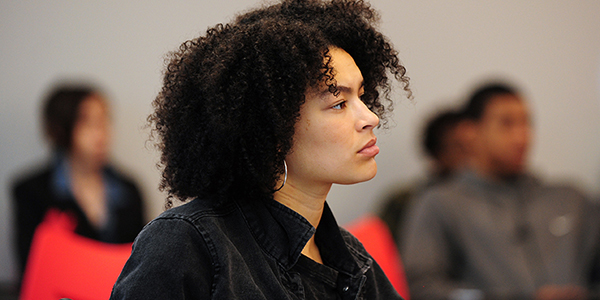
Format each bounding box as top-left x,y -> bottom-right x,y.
401,82 -> 600,300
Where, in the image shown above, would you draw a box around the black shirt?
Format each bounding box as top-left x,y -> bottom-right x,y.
110,196 -> 402,299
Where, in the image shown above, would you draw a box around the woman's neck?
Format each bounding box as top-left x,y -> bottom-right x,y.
273,179 -> 330,264
68,152 -> 104,176
274,180 -> 328,227
67,154 -> 107,229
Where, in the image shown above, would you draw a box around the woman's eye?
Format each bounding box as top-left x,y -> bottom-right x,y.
332,101 -> 346,110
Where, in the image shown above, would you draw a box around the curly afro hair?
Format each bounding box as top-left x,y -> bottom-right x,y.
150,0 -> 411,208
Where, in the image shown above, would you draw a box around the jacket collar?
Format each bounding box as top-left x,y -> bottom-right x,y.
236,197 -> 369,277
315,203 -> 372,278
236,196 -> 315,270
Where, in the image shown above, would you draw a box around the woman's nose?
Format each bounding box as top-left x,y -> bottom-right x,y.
356,100 -> 379,130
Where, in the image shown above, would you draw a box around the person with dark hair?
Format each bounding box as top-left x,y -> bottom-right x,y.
110,0 -> 411,298
422,109 -> 472,179
379,108 -> 472,245
401,81 -> 600,300
11,83 -> 146,282
462,84 -> 518,121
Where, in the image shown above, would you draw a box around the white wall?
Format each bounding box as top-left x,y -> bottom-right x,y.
1,0 -> 599,284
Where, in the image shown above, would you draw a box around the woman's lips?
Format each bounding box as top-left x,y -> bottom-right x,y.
359,139 -> 379,157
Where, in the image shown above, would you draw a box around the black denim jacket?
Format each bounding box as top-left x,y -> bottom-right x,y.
110,196 -> 402,300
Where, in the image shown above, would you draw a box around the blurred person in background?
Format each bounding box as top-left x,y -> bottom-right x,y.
380,108 -> 472,244
421,109 -> 473,180
11,83 -> 146,283
401,82 -> 600,300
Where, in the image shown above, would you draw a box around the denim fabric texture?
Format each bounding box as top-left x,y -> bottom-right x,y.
110,196 -> 402,299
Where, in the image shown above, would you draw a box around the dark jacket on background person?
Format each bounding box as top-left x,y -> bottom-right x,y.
12,157 -> 145,276
110,196 -> 401,300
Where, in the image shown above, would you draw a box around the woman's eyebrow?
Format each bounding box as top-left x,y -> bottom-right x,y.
336,85 -> 352,94
336,81 -> 364,94
315,81 -> 364,100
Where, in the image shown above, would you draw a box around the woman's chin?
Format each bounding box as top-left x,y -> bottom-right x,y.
340,164 -> 378,185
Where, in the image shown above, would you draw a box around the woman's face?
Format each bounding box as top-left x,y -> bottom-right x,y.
285,47 -> 380,191
71,94 -> 111,167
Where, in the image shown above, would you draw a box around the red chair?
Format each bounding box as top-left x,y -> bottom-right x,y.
20,210 -> 133,300
345,214 -> 410,300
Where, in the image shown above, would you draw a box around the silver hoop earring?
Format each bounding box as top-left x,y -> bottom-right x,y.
274,160 -> 287,191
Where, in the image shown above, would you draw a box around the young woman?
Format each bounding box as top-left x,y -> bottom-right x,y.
111,0 -> 411,298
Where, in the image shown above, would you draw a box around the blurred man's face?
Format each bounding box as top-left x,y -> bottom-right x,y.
475,94 -> 531,177
436,122 -> 471,176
